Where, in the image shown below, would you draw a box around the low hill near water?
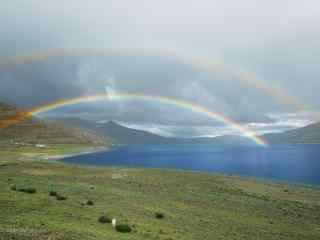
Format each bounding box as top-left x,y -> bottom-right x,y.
0,102 -> 110,146
263,122 -> 320,144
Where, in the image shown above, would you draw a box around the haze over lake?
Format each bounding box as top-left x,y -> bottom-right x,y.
63,144 -> 320,185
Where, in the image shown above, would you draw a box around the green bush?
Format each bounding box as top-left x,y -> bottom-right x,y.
56,195 -> 67,201
19,187 -> 37,194
98,215 -> 111,223
115,224 -> 132,233
155,212 -> 164,219
49,191 -> 57,196
10,185 -> 36,194
87,200 -> 94,206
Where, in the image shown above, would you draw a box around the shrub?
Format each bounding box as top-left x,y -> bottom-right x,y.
49,191 -> 57,197
87,200 -> 94,206
155,212 -> 164,219
12,186 -> 37,194
56,195 -> 67,201
98,215 -> 111,223
19,187 -> 37,194
25,188 -> 37,194
115,224 -> 132,233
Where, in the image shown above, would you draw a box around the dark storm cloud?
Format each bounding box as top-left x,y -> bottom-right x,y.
0,53 -> 281,123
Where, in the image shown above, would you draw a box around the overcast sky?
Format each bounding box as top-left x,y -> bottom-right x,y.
1,1 -> 320,137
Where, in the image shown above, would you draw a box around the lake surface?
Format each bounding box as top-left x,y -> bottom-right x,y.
63,144 -> 320,185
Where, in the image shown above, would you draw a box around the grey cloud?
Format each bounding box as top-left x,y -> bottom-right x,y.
1,0 -> 320,136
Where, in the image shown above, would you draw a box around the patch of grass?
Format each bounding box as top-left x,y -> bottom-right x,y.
115,224 -> 132,233
98,215 -> 111,224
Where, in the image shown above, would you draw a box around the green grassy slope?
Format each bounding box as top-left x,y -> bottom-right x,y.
0,102 -> 111,146
264,122 -> 320,144
0,147 -> 319,240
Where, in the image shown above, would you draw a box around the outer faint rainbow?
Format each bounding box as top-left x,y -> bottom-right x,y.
0,47 -> 309,112
26,93 -> 268,146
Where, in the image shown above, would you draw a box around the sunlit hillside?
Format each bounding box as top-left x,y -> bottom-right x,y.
0,102 -> 110,146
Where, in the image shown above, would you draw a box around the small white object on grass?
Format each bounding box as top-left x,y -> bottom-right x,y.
112,218 -> 117,228
36,144 -> 46,148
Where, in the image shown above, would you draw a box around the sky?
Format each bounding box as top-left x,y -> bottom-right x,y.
1,0 -> 320,137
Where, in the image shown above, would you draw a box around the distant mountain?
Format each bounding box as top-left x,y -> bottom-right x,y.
56,117 -> 320,145
50,118 -> 172,144
263,122 -> 320,144
51,117 -> 255,145
97,121 -> 171,144
5,105 -> 320,146
0,102 -> 110,146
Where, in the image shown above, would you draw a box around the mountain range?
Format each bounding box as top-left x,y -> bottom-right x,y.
1,101 -> 320,146
50,117 -> 320,145
47,117 -> 256,145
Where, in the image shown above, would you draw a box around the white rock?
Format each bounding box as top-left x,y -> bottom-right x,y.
112,218 -> 117,228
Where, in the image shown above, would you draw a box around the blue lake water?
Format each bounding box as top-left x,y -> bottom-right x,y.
63,144 -> 320,185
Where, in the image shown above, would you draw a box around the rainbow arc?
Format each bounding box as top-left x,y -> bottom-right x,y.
0,93 -> 268,146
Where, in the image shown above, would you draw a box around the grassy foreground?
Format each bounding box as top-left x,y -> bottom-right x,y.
1,145 -> 320,240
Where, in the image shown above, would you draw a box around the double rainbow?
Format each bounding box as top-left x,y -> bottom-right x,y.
0,47 -> 309,112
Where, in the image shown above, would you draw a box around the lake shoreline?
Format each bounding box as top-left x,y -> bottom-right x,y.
61,159 -> 320,189
2,144 -> 320,239
61,144 -> 320,186
45,145 -> 113,161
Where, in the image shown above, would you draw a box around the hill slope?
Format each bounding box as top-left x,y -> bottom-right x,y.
264,122 -> 320,144
52,117 -> 255,145
49,118 -> 175,144
0,102 -> 110,146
